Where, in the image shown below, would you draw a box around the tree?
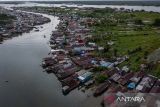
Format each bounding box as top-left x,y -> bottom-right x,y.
103,45 -> 110,53
92,67 -> 107,72
144,51 -> 149,59
153,18 -> 160,26
113,48 -> 118,57
135,19 -> 143,25
95,74 -> 108,83
0,36 -> 3,42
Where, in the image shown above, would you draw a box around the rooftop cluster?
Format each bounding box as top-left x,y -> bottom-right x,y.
0,7 -> 50,43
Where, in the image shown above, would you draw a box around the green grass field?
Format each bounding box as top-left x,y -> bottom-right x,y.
85,8 -> 160,73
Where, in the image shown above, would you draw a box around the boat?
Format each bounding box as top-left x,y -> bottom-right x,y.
62,74 -> 80,95
94,80 -> 111,97
42,60 -> 56,68
34,29 -> 39,32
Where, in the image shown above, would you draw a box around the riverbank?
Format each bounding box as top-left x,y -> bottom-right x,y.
16,6 -> 160,75
0,7 -> 50,44
0,6 -> 103,107
0,3 -> 160,107
15,6 -> 160,107
42,7 -> 160,107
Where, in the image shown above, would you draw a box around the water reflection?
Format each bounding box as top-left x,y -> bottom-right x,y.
0,3 -> 159,107
0,9 -> 102,107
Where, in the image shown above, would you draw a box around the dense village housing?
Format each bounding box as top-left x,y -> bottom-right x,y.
1,3 -> 160,107
21,6 -> 160,107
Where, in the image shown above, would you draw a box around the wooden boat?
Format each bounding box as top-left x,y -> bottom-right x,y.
94,80 -> 111,97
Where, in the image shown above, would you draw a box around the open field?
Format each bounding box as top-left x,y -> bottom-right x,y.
80,8 -> 160,73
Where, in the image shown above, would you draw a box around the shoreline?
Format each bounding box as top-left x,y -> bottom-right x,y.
22,6 -> 160,107
1,5 -> 160,107
0,7 -> 51,44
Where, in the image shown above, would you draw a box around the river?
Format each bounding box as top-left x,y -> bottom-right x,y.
0,3 -> 160,107
0,9 -> 102,107
1,3 -> 160,12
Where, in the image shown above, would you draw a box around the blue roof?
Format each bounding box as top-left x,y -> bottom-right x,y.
91,60 -> 97,65
81,72 -> 93,78
78,72 -> 93,83
100,61 -> 111,67
128,82 -> 136,89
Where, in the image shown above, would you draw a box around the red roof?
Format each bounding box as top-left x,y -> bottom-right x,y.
104,95 -> 116,104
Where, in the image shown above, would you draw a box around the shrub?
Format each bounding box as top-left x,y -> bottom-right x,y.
95,74 -> 108,83
92,66 -> 107,72
135,19 -> 143,25
153,18 -> 160,26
